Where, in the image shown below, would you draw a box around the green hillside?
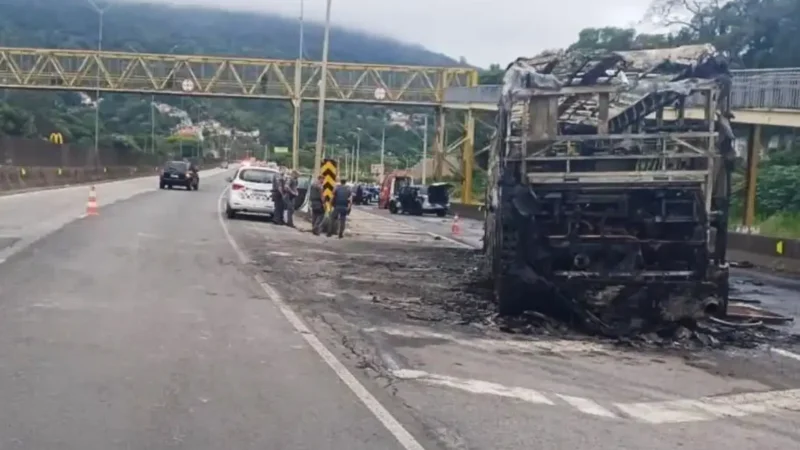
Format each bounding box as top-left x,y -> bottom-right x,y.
0,0 -> 461,168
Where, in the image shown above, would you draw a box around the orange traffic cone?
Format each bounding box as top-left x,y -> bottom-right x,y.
451,214 -> 461,235
85,186 -> 99,216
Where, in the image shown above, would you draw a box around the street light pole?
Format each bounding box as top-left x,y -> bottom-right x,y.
87,0 -> 111,166
422,115 -> 428,184
380,125 -> 386,181
355,132 -> 361,183
344,148 -> 349,181
298,0 -> 305,61
312,0 -> 333,178
94,10 -> 102,163
150,98 -> 155,153
180,98 -> 185,157
291,0 -> 305,170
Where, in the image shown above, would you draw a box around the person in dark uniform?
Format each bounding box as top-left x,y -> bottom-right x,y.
284,170 -> 299,227
272,169 -> 285,225
327,179 -> 352,239
309,175 -> 325,235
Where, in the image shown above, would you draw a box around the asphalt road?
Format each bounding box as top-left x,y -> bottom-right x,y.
4,172 -> 800,450
229,204 -> 800,450
0,172 -> 426,450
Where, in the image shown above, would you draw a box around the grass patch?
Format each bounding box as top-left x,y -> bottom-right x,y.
753,212 -> 800,239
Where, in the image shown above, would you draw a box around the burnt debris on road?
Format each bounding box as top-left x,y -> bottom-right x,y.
234,217 -> 799,354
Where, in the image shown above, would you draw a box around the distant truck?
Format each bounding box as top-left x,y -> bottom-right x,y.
482,45 -> 735,327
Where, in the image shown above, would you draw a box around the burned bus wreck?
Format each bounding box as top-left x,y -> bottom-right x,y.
483,44 -> 735,332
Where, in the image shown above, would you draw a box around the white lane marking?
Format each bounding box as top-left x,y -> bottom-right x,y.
216,188 -> 427,450
771,348 -> 800,362
364,326 -> 613,355
613,388 -> 800,424
555,394 -> 618,418
392,370 -> 554,405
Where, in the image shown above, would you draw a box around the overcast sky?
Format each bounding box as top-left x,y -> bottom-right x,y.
156,0 -> 653,67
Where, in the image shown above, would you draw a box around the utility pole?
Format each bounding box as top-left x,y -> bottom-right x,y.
180,98 -> 185,157
150,97 -> 155,153
291,0 -> 305,170
422,115 -> 428,183
355,132 -> 361,183
312,0 -> 333,178
87,0 -> 111,166
344,148 -> 349,181
380,125 -> 386,182
411,113 -> 429,183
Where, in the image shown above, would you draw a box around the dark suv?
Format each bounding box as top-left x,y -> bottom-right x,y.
160,161 -> 199,190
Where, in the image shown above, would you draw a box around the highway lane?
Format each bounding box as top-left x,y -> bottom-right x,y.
0,167 -> 229,264
0,173 -> 424,450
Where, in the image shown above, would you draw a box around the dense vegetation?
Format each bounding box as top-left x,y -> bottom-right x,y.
0,0 -> 462,169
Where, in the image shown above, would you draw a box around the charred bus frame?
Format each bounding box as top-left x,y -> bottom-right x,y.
488,69 -> 732,326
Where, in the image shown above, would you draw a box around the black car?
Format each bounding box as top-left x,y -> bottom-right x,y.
389,183 -> 450,216
160,161 -> 199,190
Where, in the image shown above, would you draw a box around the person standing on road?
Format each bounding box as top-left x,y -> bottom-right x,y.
284,170 -> 299,227
327,178 -> 352,239
272,168 -> 286,225
309,175 -> 325,235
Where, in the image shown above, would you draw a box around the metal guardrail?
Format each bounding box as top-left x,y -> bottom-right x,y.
445,68 -> 800,110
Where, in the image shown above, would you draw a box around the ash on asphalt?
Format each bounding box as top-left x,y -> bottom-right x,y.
238,222 -> 799,354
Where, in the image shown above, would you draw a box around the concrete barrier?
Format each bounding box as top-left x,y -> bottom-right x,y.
449,202 -> 800,272
450,202 -> 484,221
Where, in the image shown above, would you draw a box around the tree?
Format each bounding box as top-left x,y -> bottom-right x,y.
0,0 -> 461,169
646,0 -> 800,68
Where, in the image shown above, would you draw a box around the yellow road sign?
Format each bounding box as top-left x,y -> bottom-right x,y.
777,240 -> 784,255
321,158 -> 337,209
49,132 -> 63,144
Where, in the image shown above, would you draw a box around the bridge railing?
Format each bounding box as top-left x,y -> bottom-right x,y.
725,68 -> 800,110
444,68 -> 800,110
444,85 -> 502,105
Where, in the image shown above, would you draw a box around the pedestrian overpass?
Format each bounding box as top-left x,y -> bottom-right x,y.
442,68 -> 800,226
443,68 -> 800,127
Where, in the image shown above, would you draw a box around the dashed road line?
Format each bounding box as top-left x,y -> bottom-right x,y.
556,394 -> 619,418
392,370 -> 554,405
771,347 -> 800,362
613,388 -> 800,424
390,368 -> 800,424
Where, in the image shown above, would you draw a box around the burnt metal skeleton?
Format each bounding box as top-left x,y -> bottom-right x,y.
482,44 -> 735,333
